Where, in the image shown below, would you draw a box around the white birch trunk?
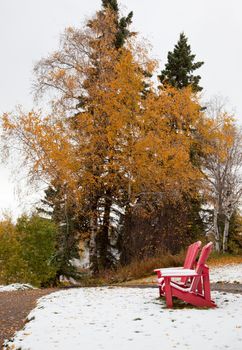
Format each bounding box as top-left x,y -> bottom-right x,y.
213,207 -> 221,252
222,215 -> 230,253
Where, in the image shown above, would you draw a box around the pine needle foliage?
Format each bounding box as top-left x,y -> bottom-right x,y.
159,32 -> 204,92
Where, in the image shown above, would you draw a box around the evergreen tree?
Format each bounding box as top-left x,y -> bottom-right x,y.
101,0 -> 133,48
37,180 -> 88,278
159,32 -> 204,92
227,211 -> 242,254
102,0 -> 118,11
158,32 -> 205,243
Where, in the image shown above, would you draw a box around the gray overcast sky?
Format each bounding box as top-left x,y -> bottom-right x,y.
0,0 -> 242,218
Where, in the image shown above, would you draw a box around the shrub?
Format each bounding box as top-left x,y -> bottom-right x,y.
0,217 -> 28,284
0,214 -> 59,287
16,214 -> 59,287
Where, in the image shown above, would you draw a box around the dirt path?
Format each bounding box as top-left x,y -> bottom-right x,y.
211,282 -> 242,294
0,288 -> 58,348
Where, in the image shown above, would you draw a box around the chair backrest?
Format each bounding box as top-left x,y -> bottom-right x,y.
190,242 -> 213,292
181,241 -> 202,283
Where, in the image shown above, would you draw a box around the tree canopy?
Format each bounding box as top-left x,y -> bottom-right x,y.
1,2 -> 241,281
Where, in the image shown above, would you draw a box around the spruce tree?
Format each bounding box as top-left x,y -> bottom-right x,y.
102,0 -> 118,12
159,33 -> 205,244
159,32 -> 204,92
101,0 -> 133,48
37,181 -> 89,279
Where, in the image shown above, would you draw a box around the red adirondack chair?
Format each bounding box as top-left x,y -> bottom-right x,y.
158,242 -> 216,308
154,241 -> 202,296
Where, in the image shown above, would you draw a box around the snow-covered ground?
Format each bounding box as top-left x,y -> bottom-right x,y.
0,283 -> 35,292
4,287 -> 242,350
210,264 -> 242,284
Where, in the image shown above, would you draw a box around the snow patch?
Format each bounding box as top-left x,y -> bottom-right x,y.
4,287 -> 242,350
210,263 -> 242,284
0,283 -> 35,292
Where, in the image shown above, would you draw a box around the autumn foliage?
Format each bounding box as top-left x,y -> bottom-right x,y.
1,4 -> 240,276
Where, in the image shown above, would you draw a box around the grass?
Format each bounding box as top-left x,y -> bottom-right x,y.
77,251 -> 186,287
208,252 -> 242,267
77,249 -> 242,287
104,252 -> 186,281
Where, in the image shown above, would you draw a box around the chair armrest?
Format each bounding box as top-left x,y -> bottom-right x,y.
159,269 -> 199,278
154,267 -> 183,273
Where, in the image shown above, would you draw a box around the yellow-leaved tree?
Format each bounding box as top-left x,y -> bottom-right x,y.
2,5 -> 214,273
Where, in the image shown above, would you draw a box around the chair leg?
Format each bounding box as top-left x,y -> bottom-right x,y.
164,277 -> 173,308
203,274 -> 211,302
202,266 -> 212,302
159,280 -> 165,297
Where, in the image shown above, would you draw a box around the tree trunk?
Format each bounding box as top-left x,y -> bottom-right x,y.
213,207 -> 221,252
119,203 -> 132,265
97,191 -> 112,270
89,208 -> 99,274
222,215 -> 230,253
